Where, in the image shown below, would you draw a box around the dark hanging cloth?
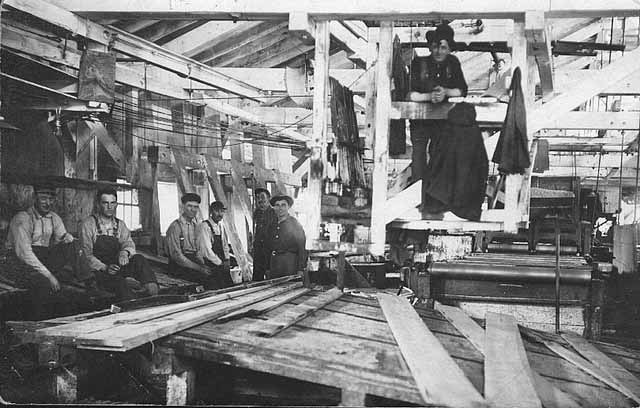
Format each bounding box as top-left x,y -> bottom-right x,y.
422,103 -> 489,221
533,139 -> 550,173
329,77 -> 367,188
390,35 -> 409,156
492,66 -> 530,174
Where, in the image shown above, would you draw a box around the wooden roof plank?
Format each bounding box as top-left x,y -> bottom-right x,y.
5,0 -> 265,100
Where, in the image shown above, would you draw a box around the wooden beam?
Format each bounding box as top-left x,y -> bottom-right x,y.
329,21 -> 367,64
484,312 -> 542,408
230,160 -> 254,232
254,288 -> 343,337
141,20 -> 205,45
548,152 -> 637,168
562,332 -> 640,404
191,21 -> 288,64
377,293 -> 485,407
207,30 -> 290,67
2,21 -> 309,143
305,20 -> 329,249
46,0 -> 640,20
370,22 -> 393,256
544,340 -> 640,404
525,11 -> 554,99
252,39 -> 315,68
5,0 -> 265,100
556,68 -> 640,95
246,106 -> 366,128
288,12 -> 315,45
528,40 -> 640,137
162,20 -> 238,57
390,101 -> 506,123
115,19 -> 159,34
557,19 -> 602,42
204,156 -> 252,276
384,181 -> 420,223
543,111 -> 640,130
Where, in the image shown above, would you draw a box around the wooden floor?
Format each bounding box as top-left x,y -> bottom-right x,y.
161,290 -> 638,407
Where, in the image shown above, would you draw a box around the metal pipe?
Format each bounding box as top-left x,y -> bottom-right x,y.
555,217 -> 561,333
428,263 -> 591,285
487,242 -> 577,255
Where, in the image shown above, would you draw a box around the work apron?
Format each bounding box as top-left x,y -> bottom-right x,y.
204,220 -> 233,288
91,217 -> 155,299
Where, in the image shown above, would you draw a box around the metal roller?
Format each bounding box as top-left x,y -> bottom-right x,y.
487,242 -> 578,255
428,262 -> 591,284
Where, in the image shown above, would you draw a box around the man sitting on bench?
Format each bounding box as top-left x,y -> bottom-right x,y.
3,184 -> 94,319
80,187 -> 158,301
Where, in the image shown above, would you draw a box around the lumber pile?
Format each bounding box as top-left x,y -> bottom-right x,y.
32,277 -> 308,352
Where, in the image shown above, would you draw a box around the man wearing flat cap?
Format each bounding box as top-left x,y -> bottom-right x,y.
80,187 -> 158,301
196,201 -> 233,289
269,195 -> 307,279
3,184 -> 94,319
166,193 -> 214,288
252,187 -> 277,281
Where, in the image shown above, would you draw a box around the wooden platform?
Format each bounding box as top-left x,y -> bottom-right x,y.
8,286 -> 640,406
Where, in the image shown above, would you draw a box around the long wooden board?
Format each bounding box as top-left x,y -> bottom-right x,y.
34,283 -> 274,342
216,287 -> 310,322
484,312 -> 542,408
545,339 -> 640,403
563,333 -> 640,404
435,303 -> 581,408
377,293 -> 486,408
76,283 -> 302,350
35,282 -> 301,350
255,288 -> 343,337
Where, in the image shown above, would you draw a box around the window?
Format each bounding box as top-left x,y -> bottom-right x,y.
158,181 -> 179,234
116,180 -> 141,230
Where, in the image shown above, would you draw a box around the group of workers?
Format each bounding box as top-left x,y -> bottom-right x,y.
2,183 -> 306,320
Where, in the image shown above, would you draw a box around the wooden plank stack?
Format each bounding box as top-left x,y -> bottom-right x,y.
32,279 -> 306,352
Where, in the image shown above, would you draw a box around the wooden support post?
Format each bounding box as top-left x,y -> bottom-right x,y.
148,346 -> 196,406
230,160 -> 254,230
584,278 -> 605,340
525,10 -> 554,100
306,19 -> 330,249
370,22 -> 393,256
38,343 -> 85,404
150,162 -> 163,254
363,27 -> 378,179
125,88 -> 140,180
204,156 -> 252,278
336,251 -> 346,290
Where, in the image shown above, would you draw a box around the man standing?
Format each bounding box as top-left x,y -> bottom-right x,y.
166,193 -> 214,288
269,195 -> 307,279
252,188 -> 277,281
196,201 -> 233,289
4,184 -> 93,319
80,187 -> 158,301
